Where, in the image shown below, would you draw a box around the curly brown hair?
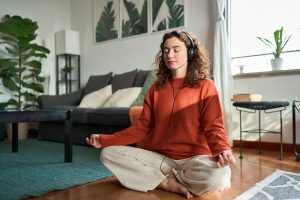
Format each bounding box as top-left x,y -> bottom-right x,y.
154,30 -> 211,89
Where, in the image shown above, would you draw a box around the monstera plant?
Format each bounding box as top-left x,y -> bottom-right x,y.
0,15 -> 50,110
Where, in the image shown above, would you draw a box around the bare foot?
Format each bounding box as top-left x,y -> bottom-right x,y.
158,175 -> 195,199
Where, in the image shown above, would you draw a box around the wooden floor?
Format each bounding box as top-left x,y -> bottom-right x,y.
25,148 -> 300,200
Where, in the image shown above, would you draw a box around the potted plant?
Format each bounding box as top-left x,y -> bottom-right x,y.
257,27 -> 292,70
0,15 -> 50,110
61,65 -> 74,80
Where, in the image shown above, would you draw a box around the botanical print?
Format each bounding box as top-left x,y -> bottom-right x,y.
121,0 -> 148,38
152,0 -> 184,32
94,0 -> 119,43
93,0 -> 185,44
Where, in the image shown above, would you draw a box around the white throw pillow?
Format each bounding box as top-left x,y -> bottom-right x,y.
78,85 -> 112,108
102,87 -> 142,108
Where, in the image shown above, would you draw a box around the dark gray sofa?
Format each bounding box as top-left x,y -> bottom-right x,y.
37,69 -> 149,145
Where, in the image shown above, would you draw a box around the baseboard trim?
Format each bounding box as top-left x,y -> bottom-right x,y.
233,140 -> 300,153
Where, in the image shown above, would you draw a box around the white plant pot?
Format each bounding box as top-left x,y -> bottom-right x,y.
6,122 -> 29,140
271,58 -> 283,71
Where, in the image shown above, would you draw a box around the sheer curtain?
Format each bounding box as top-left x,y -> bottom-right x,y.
213,0 -> 233,143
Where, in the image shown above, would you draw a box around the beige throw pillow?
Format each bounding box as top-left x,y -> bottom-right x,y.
102,87 -> 142,108
78,85 -> 112,108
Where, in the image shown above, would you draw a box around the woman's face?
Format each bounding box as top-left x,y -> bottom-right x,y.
163,37 -> 188,77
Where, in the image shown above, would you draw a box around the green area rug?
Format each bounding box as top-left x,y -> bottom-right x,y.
0,139 -> 113,200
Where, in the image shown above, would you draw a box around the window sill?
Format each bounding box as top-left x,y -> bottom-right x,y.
233,68 -> 300,79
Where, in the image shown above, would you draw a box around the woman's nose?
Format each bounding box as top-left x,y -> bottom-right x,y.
167,49 -> 174,58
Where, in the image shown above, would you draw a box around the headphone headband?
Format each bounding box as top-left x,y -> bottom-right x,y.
184,33 -> 195,49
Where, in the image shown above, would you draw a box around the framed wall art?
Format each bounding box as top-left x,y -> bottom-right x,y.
152,0 -> 185,33
121,0 -> 148,38
93,0 -> 185,44
94,0 -> 119,43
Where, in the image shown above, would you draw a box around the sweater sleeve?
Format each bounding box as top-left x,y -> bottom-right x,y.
99,85 -> 155,147
199,80 -> 231,157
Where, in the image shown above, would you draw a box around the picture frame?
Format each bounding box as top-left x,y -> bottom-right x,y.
93,0 -> 185,44
151,0 -> 185,33
93,0 -> 120,44
120,0 -> 148,38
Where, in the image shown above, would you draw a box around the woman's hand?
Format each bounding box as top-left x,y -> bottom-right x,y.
86,134 -> 102,148
216,150 -> 236,168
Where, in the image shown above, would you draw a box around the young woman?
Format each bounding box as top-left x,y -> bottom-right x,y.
86,31 -> 236,199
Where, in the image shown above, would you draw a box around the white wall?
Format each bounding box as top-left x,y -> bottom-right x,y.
0,0 -> 71,98
232,74 -> 300,144
70,0 -> 214,86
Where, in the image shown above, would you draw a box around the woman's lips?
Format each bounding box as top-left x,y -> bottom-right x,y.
168,61 -> 176,64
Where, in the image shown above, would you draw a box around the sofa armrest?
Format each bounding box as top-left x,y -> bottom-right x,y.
38,88 -> 84,109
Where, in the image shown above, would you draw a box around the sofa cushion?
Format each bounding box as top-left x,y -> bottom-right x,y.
111,69 -> 137,93
131,70 -> 156,106
78,85 -> 112,108
134,70 -> 150,87
102,87 -> 142,108
84,72 -> 113,96
88,107 -> 130,126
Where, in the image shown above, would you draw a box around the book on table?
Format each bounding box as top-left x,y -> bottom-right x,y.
231,94 -> 262,102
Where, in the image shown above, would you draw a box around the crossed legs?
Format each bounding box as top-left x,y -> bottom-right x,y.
100,146 -> 231,199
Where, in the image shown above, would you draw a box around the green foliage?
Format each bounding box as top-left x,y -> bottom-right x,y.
152,0 -> 166,31
166,0 -> 184,28
61,66 -> 73,73
157,19 -> 167,31
152,0 -> 184,32
0,15 -> 50,110
257,27 -> 292,59
152,0 -> 163,23
122,0 -> 148,37
96,1 -> 118,42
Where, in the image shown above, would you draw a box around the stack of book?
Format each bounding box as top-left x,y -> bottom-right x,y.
231,94 -> 262,102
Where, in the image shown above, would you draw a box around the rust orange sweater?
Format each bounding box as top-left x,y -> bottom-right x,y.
99,78 -> 231,159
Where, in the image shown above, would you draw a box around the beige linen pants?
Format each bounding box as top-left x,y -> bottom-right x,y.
100,146 -> 231,195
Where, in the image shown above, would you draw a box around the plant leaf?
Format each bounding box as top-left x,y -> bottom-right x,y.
152,0 -> 164,24
122,0 -> 147,37
0,15 -> 37,41
157,19 -> 167,31
96,1 -> 118,42
2,77 -> 19,91
166,0 -> 184,28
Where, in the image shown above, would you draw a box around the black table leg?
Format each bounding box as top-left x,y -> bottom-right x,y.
239,110 -> 243,159
292,103 -> 300,161
280,110 -> 283,160
258,110 -> 261,154
12,123 -> 18,152
64,112 -> 73,163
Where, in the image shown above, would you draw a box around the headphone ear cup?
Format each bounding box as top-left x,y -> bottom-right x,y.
188,47 -> 195,63
184,33 -> 196,64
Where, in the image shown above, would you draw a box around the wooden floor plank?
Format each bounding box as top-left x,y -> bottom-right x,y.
25,148 -> 300,200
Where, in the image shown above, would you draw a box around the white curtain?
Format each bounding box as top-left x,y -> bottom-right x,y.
213,0 -> 233,144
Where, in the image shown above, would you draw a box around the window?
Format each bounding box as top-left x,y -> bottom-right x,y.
230,0 -> 300,74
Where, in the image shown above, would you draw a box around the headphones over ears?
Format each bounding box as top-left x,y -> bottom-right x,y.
184,33 -> 196,64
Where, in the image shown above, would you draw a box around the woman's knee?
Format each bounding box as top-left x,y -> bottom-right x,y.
207,166 -> 231,189
100,146 -> 119,163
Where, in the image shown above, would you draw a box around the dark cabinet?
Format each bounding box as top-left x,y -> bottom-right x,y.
56,54 -> 80,95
